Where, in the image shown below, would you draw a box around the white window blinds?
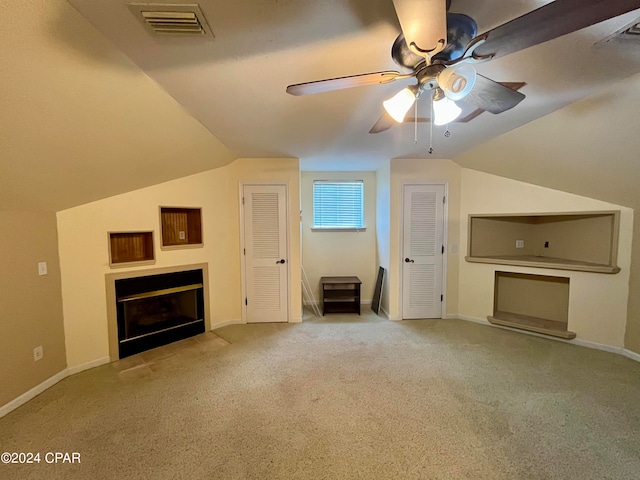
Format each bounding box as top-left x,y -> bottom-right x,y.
313,180 -> 364,229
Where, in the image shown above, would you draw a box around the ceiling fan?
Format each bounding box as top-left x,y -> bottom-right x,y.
286,0 -> 640,134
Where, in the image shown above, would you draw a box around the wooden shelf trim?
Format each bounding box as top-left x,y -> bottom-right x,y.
466,255 -> 620,274
488,312 -> 576,340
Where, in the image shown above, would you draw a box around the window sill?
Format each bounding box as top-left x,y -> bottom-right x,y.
311,227 -> 366,232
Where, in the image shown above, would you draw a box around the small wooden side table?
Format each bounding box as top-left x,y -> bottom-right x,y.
319,276 -> 362,315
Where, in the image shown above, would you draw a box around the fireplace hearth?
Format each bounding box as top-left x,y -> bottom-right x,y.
114,269 -> 205,358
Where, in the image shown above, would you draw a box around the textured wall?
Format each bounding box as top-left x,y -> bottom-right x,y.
453,73 -> 640,353
57,158 -> 301,368
301,171 -> 378,305
0,211 -> 66,407
459,169 -> 632,347
388,159 -> 462,320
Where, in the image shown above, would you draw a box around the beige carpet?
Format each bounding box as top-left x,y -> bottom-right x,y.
1,311 -> 639,479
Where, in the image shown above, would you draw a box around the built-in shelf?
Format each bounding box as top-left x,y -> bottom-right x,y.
489,271 -> 575,339
160,207 -> 203,249
466,211 -> 620,274
108,231 -> 155,267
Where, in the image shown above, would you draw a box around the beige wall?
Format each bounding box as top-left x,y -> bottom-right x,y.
495,273 -> 570,324
0,211 -> 67,407
459,169 -> 633,347
229,158 -> 302,322
301,171 -> 377,304
57,158 -> 301,368
376,163 -> 392,314
1,0 -> 235,212
453,73 -> 640,354
388,158 -> 462,320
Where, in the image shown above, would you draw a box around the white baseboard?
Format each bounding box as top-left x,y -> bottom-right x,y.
0,370 -> 68,419
0,356 -> 110,419
211,319 -> 243,330
454,315 -> 639,363
290,316 -> 302,323
387,310 -> 402,321
455,314 -> 492,326
66,356 -> 110,376
622,348 -> 640,362
303,300 -> 372,306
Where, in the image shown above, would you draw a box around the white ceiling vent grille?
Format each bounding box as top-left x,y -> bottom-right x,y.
128,3 -> 213,37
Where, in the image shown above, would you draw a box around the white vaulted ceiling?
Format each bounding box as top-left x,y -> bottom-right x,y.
3,0 -> 640,211
64,0 -> 640,170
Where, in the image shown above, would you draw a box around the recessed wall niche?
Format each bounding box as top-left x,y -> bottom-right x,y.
466,211 -> 620,273
160,207 -> 203,249
108,231 -> 155,267
488,271 -> 575,339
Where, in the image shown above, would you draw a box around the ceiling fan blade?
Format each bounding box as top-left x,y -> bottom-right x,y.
286,71 -> 405,96
392,0 -> 447,56
369,111 -> 397,134
472,0 -> 640,60
463,75 -> 525,114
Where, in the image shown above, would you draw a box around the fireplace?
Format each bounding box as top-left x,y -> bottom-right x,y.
110,267 -> 207,359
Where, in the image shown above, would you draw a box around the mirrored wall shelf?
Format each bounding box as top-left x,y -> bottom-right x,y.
108,231 -> 155,268
466,211 -> 620,274
160,207 -> 203,249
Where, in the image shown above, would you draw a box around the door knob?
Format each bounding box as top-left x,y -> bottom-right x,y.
277,259 -> 286,264
404,258 -> 414,263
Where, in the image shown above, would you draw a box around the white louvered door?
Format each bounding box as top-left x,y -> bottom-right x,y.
243,184 -> 288,323
402,184 -> 445,319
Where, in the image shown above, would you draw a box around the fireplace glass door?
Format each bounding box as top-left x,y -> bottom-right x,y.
115,269 -> 205,358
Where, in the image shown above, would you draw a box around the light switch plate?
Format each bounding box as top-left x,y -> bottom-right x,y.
38,262 -> 48,275
33,346 -> 43,361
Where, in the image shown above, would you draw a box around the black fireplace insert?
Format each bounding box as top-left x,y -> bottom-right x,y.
115,269 -> 205,358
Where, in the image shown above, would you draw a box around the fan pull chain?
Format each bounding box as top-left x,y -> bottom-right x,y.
444,126 -> 451,137
414,99 -> 418,143
428,90 -> 434,155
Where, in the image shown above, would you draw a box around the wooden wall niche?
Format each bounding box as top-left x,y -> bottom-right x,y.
108,231 -> 155,267
488,271 -> 575,339
466,211 -> 620,273
160,207 -> 203,249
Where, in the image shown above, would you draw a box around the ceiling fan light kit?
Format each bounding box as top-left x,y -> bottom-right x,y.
383,84 -> 419,123
285,0 -> 640,135
432,89 -> 462,125
437,64 -> 476,101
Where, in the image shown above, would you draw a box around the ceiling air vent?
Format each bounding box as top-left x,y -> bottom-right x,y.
128,3 -> 213,37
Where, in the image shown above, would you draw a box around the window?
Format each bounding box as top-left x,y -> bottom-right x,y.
313,180 -> 364,229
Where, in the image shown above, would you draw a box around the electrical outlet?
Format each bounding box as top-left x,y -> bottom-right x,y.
544,241 -> 549,248
515,240 -> 525,249
179,231 -> 186,240
33,346 -> 43,362
38,261 -> 48,276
